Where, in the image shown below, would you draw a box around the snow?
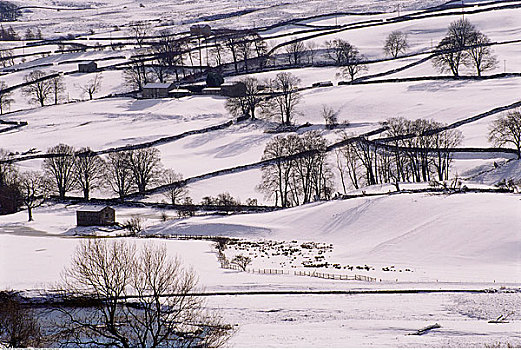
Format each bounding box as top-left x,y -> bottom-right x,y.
1,0 -> 521,347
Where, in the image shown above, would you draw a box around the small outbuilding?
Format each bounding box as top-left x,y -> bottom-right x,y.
76,206 -> 116,227
312,81 -> 334,88
220,82 -> 247,97
142,83 -> 174,99
190,24 -> 211,37
78,61 -> 97,73
169,89 -> 191,98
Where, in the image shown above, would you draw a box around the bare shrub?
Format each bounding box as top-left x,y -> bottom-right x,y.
57,240 -> 232,347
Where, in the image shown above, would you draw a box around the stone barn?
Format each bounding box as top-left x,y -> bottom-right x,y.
78,61 -> 97,73
76,206 -> 116,226
220,82 -> 247,97
142,83 -> 174,99
190,24 -> 211,37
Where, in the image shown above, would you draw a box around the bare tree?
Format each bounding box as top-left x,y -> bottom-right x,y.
225,76 -> 266,120
0,81 -> 13,114
231,254 -> 251,271
322,105 -> 338,129
79,73 -> 103,100
74,148 -> 106,200
123,57 -> 152,91
22,70 -> 53,107
467,31 -> 498,76
338,44 -> 367,81
306,41 -> 318,65
0,292 -> 43,347
58,240 -> 232,347
489,109 -> 521,159
129,21 -> 150,48
236,35 -> 253,72
161,169 -> 188,205
42,144 -> 76,199
384,30 -> 409,58
224,36 -> 240,73
125,147 -> 162,195
49,72 -> 65,105
432,18 -> 476,76
285,39 -> 305,66
0,49 -> 15,67
18,171 -> 48,221
106,152 -> 134,199
265,72 -> 301,126
258,135 -> 300,207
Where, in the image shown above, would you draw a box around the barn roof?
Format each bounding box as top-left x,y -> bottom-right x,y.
143,83 -> 173,89
76,205 -> 113,213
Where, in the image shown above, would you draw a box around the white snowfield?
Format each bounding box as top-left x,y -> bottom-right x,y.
1,0 -> 521,347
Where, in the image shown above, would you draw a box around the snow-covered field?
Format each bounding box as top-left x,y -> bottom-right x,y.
1,0 -> 521,347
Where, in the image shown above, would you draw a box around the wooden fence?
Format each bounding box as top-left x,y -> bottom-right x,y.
222,262 -> 377,282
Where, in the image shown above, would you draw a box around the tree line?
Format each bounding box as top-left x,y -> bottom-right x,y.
0,145 -> 188,220
258,109 -> 521,207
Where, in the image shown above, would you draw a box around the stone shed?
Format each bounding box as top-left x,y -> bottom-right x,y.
76,206 -> 116,226
78,61 -> 97,73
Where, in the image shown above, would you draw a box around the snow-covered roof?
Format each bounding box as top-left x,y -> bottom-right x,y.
76,205 -> 113,213
143,83 -> 172,89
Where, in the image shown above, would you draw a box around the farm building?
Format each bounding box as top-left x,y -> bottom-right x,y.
76,206 -> 116,226
142,83 -> 175,99
312,81 -> 334,87
169,89 -> 191,98
0,185 -> 21,215
190,24 -> 211,37
220,82 -> 247,97
78,61 -> 97,73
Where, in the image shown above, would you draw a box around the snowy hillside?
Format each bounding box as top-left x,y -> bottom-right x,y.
0,0 -> 520,347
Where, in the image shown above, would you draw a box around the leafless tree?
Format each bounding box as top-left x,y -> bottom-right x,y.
432,18 -> 476,76
0,81 -> 13,114
337,44 -> 367,81
57,240 -> 232,347
0,49 -> 15,67
42,144 -> 76,199
335,138 -> 361,192
322,105 -> 338,129
467,31 -> 498,76
293,131 -> 333,204
258,132 -> 333,207
236,35 -> 253,72
384,30 -> 409,58
123,57 -> 152,91
18,171 -> 48,221
106,152 -> 134,199
258,135 -> 300,207
80,73 -> 103,100
252,34 -> 269,69
489,109 -> 521,159
306,41 -> 318,65
0,292 -> 43,347
49,72 -> 65,105
264,72 -> 301,125
224,36 -> 241,73
129,21 -> 150,48
431,126 -> 463,181
225,76 -> 266,120
74,148 -> 106,200
285,39 -> 305,66
22,70 -> 53,107
161,169 -> 188,205
125,147 -> 162,195
231,254 -> 251,271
